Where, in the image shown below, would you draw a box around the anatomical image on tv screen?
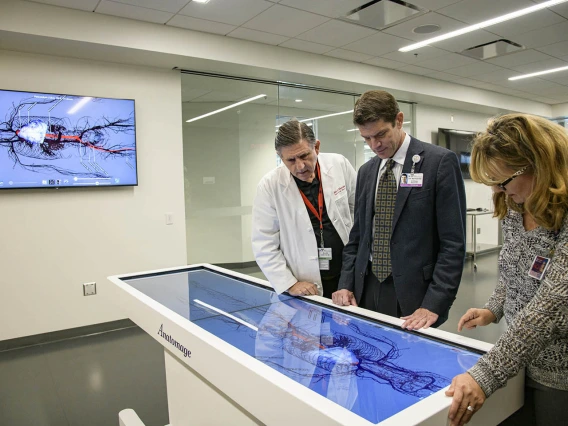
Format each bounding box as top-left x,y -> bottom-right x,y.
0,89 -> 137,189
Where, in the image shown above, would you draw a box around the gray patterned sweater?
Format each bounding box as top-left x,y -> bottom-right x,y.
468,210 -> 568,397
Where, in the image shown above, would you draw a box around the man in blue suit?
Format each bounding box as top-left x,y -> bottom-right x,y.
332,90 -> 466,330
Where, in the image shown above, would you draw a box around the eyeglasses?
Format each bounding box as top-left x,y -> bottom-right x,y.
497,167 -> 528,191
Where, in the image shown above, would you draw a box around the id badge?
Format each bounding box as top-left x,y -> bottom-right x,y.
400,173 -> 423,187
528,255 -> 550,280
318,247 -> 332,271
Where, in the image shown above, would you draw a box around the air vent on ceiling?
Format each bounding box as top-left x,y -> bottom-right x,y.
340,0 -> 427,31
461,39 -> 525,60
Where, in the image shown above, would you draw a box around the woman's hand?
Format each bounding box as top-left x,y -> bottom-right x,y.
446,373 -> 486,426
458,308 -> 496,331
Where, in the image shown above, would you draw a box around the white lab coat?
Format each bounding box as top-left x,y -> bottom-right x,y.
251,153 -> 357,295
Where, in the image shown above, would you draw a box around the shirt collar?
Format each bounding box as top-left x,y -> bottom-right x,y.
379,132 -> 411,170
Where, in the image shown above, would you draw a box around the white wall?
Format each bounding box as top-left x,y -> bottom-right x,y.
0,50 -> 187,341
415,104 -> 499,246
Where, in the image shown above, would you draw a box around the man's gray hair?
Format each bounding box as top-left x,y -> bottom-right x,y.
275,119 -> 316,152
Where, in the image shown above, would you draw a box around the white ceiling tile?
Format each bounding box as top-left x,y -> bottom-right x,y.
532,95 -> 567,104
278,0 -> 369,18
110,0 -> 190,13
324,49 -> 373,62
453,78 -> 504,91
243,4 -> 329,37
472,68 -> 523,84
537,40 -> 568,58
401,65 -> 435,76
296,20 -> 376,48
415,53 -> 479,71
437,0 -> 535,24
96,1 -> 173,24
507,77 -> 559,92
228,28 -> 289,45
485,49 -> 554,68
513,21 -> 568,49
178,0 -> 272,26
167,15 -> 236,35
363,57 -> 406,69
279,39 -> 334,54
511,58 -> 568,74
423,71 -> 464,82
382,12 -> 467,42
486,9 -> 564,38
538,67 -> 568,84
433,30 -> 500,53
407,0 -> 462,11
534,83 -> 568,97
444,61 -> 504,77
381,45 -> 448,64
342,32 -> 412,56
548,2 -> 568,19
28,0 -> 99,11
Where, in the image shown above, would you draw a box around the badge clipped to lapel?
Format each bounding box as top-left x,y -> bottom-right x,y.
528,255 -> 551,280
400,154 -> 423,187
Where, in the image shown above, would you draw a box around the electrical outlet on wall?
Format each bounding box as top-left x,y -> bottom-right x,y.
83,282 -> 96,296
477,228 -> 481,234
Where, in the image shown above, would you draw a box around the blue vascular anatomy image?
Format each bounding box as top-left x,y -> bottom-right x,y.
0,90 -> 136,187
126,270 -> 481,424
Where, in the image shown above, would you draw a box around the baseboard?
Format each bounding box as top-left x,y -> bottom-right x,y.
0,318 -> 136,352
213,261 -> 258,270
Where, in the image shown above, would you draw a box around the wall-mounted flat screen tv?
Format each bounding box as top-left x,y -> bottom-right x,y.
0,89 -> 137,190
437,128 -> 476,179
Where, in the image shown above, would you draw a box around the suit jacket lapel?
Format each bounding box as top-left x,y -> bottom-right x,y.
367,156 -> 381,227
392,138 -> 424,232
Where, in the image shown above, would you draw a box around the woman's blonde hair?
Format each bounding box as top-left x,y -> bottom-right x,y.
470,113 -> 568,230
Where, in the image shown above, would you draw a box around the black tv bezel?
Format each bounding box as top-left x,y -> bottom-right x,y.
0,88 -> 138,191
438,127 -> 476,180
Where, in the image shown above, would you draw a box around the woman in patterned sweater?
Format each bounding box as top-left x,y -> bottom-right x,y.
446,113 -> 568,426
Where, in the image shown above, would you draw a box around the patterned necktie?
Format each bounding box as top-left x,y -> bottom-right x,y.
372,158 -> 397,282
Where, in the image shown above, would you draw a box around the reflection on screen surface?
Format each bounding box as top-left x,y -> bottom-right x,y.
0,89 -> 137,189
126,269 -> 481,424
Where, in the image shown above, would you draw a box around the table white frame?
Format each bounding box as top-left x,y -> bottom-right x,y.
108,264 -> 523,426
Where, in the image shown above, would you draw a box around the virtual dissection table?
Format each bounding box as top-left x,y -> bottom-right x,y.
108,265 -> 523,426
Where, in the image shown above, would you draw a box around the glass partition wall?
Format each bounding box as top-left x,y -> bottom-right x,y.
181,72 -> 414,265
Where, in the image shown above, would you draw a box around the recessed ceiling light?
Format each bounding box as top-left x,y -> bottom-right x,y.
412,24 -> 440,34
399,0 -> 568,52
186,94 -> 266,123
295,99 -> 302,102
509,65 -> 568,81
192,0 -> 210,4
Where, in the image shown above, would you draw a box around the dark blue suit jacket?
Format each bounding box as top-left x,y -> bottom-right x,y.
338,137 -> 466,325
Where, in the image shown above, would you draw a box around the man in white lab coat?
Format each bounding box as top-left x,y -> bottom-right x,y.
252,120 -> 356,298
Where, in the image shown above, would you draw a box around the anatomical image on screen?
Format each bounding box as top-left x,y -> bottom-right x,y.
0,89 -> 137,189
125,269 -> 482,424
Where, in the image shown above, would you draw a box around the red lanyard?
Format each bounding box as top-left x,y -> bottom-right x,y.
298,163 -> 325,247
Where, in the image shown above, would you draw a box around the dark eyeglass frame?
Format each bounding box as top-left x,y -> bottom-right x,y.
497,166 -> 528,191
